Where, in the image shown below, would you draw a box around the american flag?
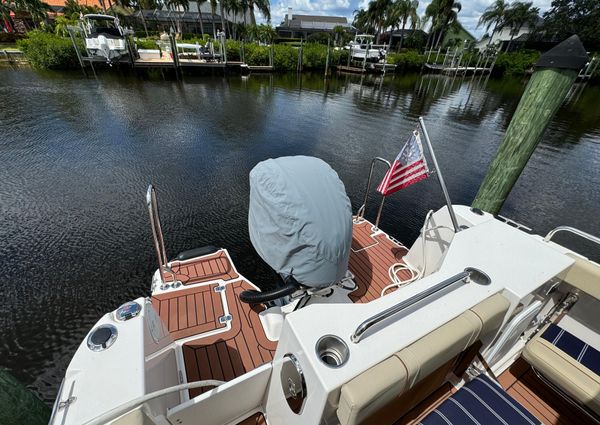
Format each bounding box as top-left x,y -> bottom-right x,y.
377,131 -> 430,196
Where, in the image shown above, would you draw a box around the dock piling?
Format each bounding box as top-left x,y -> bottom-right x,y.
472,36 -> 589,214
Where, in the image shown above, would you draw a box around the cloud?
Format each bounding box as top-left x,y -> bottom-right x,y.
260,0 -> 551,40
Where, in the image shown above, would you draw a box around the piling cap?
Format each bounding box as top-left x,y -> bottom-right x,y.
536,35 -> 589,70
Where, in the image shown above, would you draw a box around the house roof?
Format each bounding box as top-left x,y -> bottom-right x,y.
44,0 -> 103,9
277,14 -> 352,31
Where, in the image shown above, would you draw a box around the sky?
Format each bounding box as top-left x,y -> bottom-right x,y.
264,0 -> 553,39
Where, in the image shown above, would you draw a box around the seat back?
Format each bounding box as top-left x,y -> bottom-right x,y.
336,294 -> 509,425
561,254 -> 600,301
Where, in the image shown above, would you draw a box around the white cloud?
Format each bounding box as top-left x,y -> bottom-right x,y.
262,0 -> 552,40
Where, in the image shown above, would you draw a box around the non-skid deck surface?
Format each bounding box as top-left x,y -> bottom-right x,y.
166,250 -> 239,286
498,358 -> 596,425
183,280 -> 277,398
349,220 -> 412,303
237,412 -> 267,425
151,283 -> 226,340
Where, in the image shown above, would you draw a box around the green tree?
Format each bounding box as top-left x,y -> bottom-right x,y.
478,0 -> 509,47
501,1 -> 539,51
247,0 -> 269,26
541,0 -> 599,51
430,0 -> 462,48
352,9 -> 375,34
387,0 -> 418,50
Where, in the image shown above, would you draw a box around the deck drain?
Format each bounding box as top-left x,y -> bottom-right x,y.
219,314 -> 232,324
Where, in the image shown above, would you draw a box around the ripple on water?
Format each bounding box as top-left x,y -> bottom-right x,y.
0,69 -> 599,404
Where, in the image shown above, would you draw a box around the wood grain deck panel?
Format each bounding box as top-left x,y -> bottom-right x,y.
151,284 -> 226,340
237,412 -> 267,425
164,251 -> 239,286
183,280 -> 277,398
349,220 -> 412,303
500,358 -> 596,425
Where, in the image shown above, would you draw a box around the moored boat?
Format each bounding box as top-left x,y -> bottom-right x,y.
49,146 -> 600,424
80,14 -> 132,64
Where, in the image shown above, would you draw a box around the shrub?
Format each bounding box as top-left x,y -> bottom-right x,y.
135,38 -> 159,49
387,50 -> 424,70
494,49 -> 541,76
273,44 -> 297,71
17,30 -> 82,69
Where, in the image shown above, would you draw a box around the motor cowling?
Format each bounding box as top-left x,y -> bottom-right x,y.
248,156 -> 353,292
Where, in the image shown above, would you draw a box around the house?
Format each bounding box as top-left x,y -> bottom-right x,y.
476,17 -> 543,51
275,9 -> 355,39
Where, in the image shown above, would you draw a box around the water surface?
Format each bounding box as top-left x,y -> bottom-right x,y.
1,69 -> 599,403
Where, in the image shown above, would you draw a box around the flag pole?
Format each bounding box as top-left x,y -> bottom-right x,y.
418,116 -> 460,233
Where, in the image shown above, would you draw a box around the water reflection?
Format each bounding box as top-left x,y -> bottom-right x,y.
0,68 -> 599,404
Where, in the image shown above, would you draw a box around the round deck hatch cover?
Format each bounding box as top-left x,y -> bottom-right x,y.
115,301 -> 142,321
87,324 -> 118,351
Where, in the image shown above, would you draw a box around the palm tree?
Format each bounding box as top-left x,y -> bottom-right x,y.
501,1 -> 539,51
367,0 -> 392,44
247,0 -> 269,26
423,0 -> 442,49
432,0 -> 461,48
352,9 -> 375,34
478,0 -> 508,47
388,0 -> 418,51
196,0 -> 206,36
209,0 -> 217,37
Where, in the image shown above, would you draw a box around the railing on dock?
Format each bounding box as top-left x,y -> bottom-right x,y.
424,46 -> 497,76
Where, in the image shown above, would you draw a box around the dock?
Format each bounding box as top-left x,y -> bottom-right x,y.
423,47 -> 497,76
0,50 -> 27,66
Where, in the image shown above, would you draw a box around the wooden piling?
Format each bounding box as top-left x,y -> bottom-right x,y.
472,36 -> 589,214
324,38 -> 330,78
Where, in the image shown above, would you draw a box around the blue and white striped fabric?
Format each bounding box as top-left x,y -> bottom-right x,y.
541,324 -> 600,376
420,375 -> 541,425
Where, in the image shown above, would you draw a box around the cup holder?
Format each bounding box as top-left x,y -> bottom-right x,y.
316,335 -> 349,368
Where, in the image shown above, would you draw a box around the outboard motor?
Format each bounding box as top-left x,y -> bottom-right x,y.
240,156 -> 353,305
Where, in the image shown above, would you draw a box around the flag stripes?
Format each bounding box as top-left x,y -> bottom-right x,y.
377,131 -> 430,196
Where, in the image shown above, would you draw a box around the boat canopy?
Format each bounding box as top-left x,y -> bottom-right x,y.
248,156 -> 352,289
83,14 -> 116,21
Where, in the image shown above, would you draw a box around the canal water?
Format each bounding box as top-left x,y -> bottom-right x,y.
1,68 -> 599,403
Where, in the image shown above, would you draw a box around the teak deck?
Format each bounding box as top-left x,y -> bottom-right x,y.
498,358 -> 597,425
166,251 -> 239,285
182,280 -> 277,398
156,220 -> 415,399
349,219 -> 412,303
151,283 -> 226,340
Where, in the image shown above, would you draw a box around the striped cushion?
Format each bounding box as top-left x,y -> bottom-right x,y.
541,323 -> 600,376
420,375 -> 541,425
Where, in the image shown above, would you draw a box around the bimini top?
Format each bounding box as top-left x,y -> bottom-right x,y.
249,156 -> 352,289
84,14 -> 116,21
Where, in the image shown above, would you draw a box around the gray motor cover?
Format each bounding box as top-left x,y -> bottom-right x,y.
249,156 -> 352,288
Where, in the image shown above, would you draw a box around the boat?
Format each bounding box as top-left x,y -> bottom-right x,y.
80,14 -> 132,64
49,152 -> 600,425
347,34 -> 387,63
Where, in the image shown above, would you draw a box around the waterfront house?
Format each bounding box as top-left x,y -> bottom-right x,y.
275,10 -> 355,39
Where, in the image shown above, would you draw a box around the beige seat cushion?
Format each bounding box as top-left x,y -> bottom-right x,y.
336,356 -> 408,425
523,324 -> 600,415
336,293 -> 510,425
560,254 -> 600,301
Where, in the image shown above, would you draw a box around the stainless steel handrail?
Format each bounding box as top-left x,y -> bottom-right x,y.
351,268 -> 480,343
146,185 -> 169,284
544,226 -> 600,247
355,157 -> 391,230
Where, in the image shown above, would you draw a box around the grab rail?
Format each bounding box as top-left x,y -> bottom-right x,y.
350,268 -> 489,343
355,157 -> 391,230
146,185 -> 170,285
544,226 -> 600,247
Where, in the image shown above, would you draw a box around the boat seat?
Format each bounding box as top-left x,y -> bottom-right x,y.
523,322 -> 600,416
336,293 -> 510,425
419,374 -> 542,425
559,253 -> 600,301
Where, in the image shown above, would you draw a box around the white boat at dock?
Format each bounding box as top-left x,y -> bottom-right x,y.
80,14 -> 132,64
347,34 -> 388,63
49,142 -> 600,425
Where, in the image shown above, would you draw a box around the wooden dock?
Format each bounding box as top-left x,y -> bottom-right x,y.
0,50 -> 27,66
